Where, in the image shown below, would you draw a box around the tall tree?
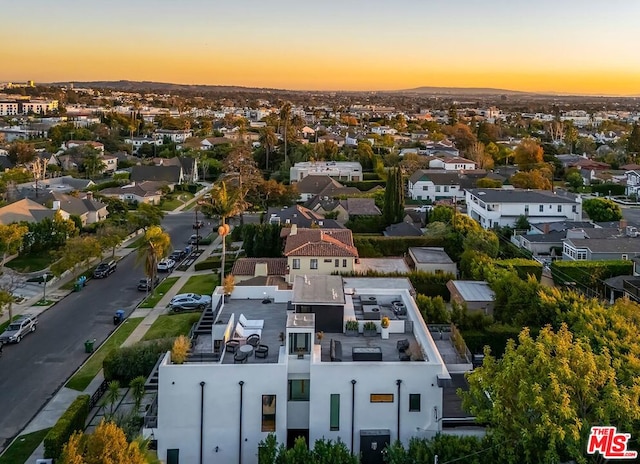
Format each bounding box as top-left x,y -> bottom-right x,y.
259,126 -> 278,170
136,225 -> 171,290
628,123 -> 640,153
383,167 -> 404,225
82,150 -> 106,179
279,102 -> 292,165
222,143 -> 262,213
0,223 -> 29,269
7,140 -> 36,165
514,138 -> 544,171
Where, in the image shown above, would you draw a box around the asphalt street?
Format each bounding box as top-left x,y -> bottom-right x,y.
0,211 -> 196,450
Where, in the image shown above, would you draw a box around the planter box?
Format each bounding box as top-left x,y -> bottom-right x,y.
345,329 -> 359,337
363,329 -> 377,337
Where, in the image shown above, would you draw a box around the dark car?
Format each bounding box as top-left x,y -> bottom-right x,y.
169,250 -> 185,262
193,220 -> 205,229
93,260 -> 117,278
138,277 -> 160,291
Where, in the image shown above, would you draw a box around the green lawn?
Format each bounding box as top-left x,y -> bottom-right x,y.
142,312 -> 201,341
0,428 -> 51,464
126,235 -> 146,248
5,253 -> 55,272
160,192 -> 195,211
65,317 -> 144,392
178,274 -> 219,295
139,277 -> 179,308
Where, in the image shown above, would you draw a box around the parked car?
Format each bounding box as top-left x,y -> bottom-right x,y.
193,220 -> 205,230
93,260 -> 117,278
0,314 -> 38,344
188,234 -> 202,245
138,277 -> 160,291
157,258 -> 176,273
169,250 -> 185,262
169,293 -> 212,312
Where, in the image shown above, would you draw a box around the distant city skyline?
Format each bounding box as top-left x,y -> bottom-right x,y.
1,0 -> 639,96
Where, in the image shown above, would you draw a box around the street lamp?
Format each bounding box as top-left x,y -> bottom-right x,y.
41,272 -> 49,303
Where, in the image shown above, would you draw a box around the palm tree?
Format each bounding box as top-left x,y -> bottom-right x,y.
201,182 -> 240,284
279,102 -> 292,166
259,126 -> 277,170
105,380 -> 121,417
136,226 -> 171,292
83,150 -> 106,179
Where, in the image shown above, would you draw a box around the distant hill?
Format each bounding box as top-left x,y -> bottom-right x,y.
55,80 -> 285,93
397,86 -> 530,96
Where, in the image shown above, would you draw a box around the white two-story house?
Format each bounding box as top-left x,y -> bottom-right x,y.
625,170 -> 640,196
465,188 -> 582,229
408,170 -> 485,202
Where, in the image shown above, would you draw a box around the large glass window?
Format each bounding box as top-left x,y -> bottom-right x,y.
289,333 -> 310,354
262,395 -> 276,432
288,380 -> 310,401
330,394 -> 340,430
310,259 -> 318,269
292,259 -> 300,269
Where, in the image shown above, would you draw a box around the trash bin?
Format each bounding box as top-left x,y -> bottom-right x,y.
113,309 -> 125,325
84,339 -> 95,353
74,282 -> 82,292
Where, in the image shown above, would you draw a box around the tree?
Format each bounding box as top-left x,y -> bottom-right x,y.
60,420 -> 148,464
97,225 -> 127,258
463,229 -> 499,258
131,203 -> 164,229
476,177 -> 503,188
565,170 -> 584,191
105,380 -> 121,417
50,236 -> 102,278
259,126 -> 278,170
279,102 -> 292,165
222,143 -> 262,212
383,167 -> 404,225
0,223 -> 29,269
514,138 -> 544,171
461,324 -> 640,464
582,198 -> 622,222
627,123 -> 640,154
467,141 -> 494,170
136,225 -> 171,290
0,271 -> 25,320
510,169 -> 552,190
171,335 -> 190,364
7,140 -> 36,164
129,376 -> 146,413
82,150 -> 106,179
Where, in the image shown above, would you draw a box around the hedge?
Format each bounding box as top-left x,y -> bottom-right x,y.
103,339 -> 174,384
363,172 -> 382,181
341,269 -> 452,300
590,183 -> 626,196
494,259 -> 542,281
550,260 -> 632,286
43,394 -> 90,459
343,180 -> 386,191
193,256 -> 235,271
354,236 -> 446,257
462,325 -> 535,358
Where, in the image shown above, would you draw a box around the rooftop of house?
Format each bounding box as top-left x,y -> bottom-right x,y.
283,227 -> 358,257
466,188 -> 579,204
231,258 -> 288,276
448,280 -> 495,302
0,198 -> 54,225
565,237 -> 640,253
294,174 -> 343,193
410,247 -> 455,265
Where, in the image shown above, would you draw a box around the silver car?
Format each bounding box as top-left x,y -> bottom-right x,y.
0,314 -> 38,344
169,293 -> 212,312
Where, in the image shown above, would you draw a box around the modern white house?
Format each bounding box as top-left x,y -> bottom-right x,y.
465,188 -> 582,229
625,170 -> 640,196
290,161 -> 363,183
150,276 -> 454,464
407,170 -> 485,202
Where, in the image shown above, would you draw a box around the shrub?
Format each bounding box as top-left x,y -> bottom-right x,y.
363,321 -> 377,331
194,257 -> 220,271
461,325 -> 531,358
590,183 -> 626,196
171,335 -> 191,364
341,269 -> 453,300
494,258 -> 542,281
353,236 -> 446,257
43,394 -> 90,459
550,260 -> 632,290
343,180 -> 386,191
345,320 -> 358,331
103,339 -> 174,384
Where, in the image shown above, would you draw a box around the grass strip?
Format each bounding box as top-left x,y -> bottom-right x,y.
65,317 -> 144,391
177,274 -> 218,295
142,312 -> 201,341
138,277 -> 179,308
0,428 -> 51,464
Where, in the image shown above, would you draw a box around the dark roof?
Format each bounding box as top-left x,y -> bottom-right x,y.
409,169 -> 487,188
520,231 -> 566,243
531,221 -> 595,233
466,188 -> 578,204
295,175 -> 343,194
346,198 -> 381,216
50,192 -> 107,215
565,237 -> 640,254
384,222 -> 423,237
0,155 -> 13,170
131,165 -> 181,183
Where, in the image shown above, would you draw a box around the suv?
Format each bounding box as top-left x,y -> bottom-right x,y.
0,314 -> 38,344
93,260 -> 117,278
138,277 -> 160,291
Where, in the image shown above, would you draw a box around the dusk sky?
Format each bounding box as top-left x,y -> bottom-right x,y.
2,0 -> 639,95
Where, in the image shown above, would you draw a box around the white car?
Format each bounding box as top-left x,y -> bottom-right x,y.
157,258 -> 176,272
169,293 -> 212,311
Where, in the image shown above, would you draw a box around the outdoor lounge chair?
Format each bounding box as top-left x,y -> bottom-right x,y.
234,323 -> 262,340
239,314 -> 265,330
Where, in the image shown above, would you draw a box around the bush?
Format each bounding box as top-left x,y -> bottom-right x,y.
43,394 -> 90,459
363,172 -> 382,181
462,325 -> 530,357
341,269 -> 452,300
342,180 -> 386,191
590,183 -> 626,196
353,236 -> 446,257
494,258 -> 542,281
194,257 -> 220,271
550,260 -> 632,288
103,339 -> 174,384
345,216 -> 386,233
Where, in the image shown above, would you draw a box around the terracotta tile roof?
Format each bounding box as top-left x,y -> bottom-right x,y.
284,228 -> 358,258
231,258 -> 288,276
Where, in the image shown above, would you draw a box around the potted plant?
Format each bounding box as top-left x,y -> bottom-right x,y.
223,274 -> 235,302
345,319 -> 359,337
316,331 -> 324,343
363,321 -> 377,337
380,317 -> 390,340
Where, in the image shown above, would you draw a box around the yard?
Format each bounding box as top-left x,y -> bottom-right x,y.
65,317 -> 144,392
5,252 -> 55,272
160,192 -> 195,211
177,274 -> 219,295
139,277 -> 179,308
0,428 -> 51,464
141,312 -> 201,341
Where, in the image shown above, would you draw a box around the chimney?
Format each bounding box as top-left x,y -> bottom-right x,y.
254,262 -> 268,277
86,191 -> 93,201
290,224 -> 298,236
543,223 -> 550,234
620,219 -> 628,230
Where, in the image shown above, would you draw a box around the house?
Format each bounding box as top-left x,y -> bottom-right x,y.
125,136 -> 163,152
465,188 -> 582,229
152,156 -> 198,183
311,198 -> 381,224
317,134 -> 345,147
199,137 -> 232,150
511,221 -> 597,257
301,126 -> 316,138
294,175 -> 346,202
62,140 -> 104,153
0,198 -> 55,225
383,222 -> 423,237
49,192 -> 108,226
101,154 -> 118,173
371,125 -> 397,135
446,280 -> 495,315
290,161 -> 362,183
408,247 -> 457,275
151,275 -> 453,464
283,226 -> 358,283
130,165 -> 183,187
442,157 -> 476,171
231,258 -> 289,284
408,170 -> 485,202
99,181 -> 165,205
266,205 -> 342,229
562,226 -> 640,261
625,170 -> 640,196
154,129 -> 193,143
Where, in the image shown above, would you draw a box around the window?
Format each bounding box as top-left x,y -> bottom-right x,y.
622,254 -> 629,260
409,394 -> 421,412
525,205 -> 529,215
342,259 -> 347,268
324,259 -> 333,263
444,186 -> 449,193
310,259 -> 318,269
572,205 -> 577,213
539,205 -> 544,212
422,185 -> 428,191
557,205 -> 562,212
435,186 -> 441,192
289,333 -> 310,354
330,394 -> 340,430
261,395 -> 276,432
292,259 -> 300,269
335,259 -> 339,268
576,250 -> 587,260
370,394 -> 394,403
289,380 -> 310,401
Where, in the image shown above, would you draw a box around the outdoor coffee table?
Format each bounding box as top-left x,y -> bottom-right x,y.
239,344 -> 254,357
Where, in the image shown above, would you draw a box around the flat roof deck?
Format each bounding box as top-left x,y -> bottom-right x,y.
319,332 -> 419,363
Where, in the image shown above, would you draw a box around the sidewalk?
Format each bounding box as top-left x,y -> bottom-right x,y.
22,235 -> 222,462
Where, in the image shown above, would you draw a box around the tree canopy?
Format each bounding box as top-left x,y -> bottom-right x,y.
582,198 -> 622,222
514,138 -> 544,170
